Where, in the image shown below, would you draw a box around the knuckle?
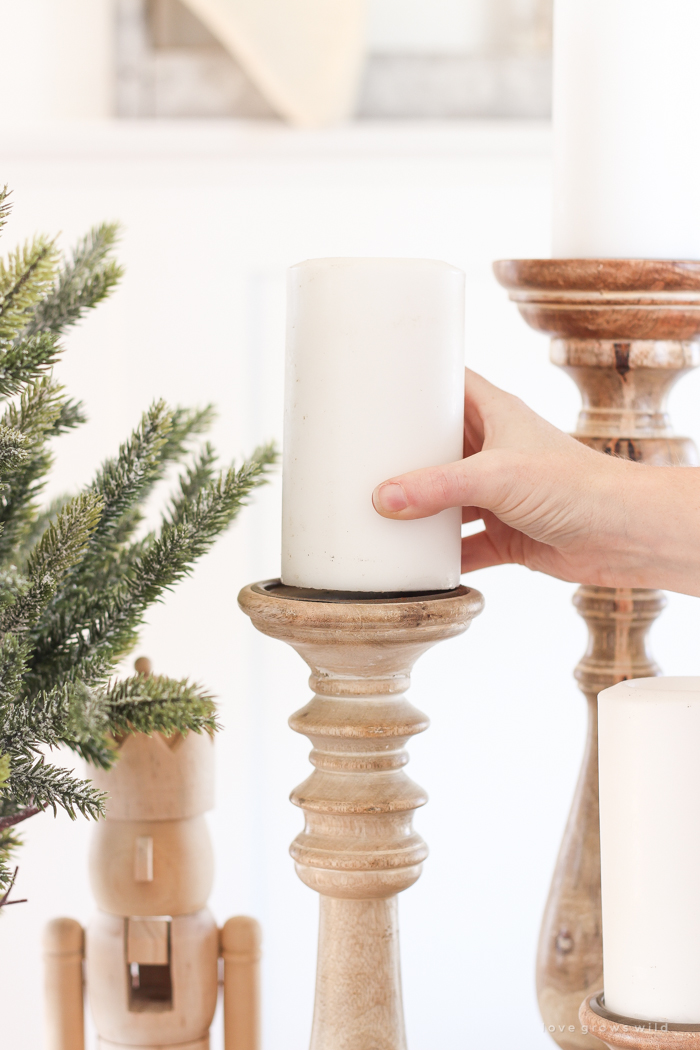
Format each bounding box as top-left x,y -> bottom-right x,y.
423,465 -> 458,505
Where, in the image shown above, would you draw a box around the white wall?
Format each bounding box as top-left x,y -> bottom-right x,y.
1,119 -> 699,1050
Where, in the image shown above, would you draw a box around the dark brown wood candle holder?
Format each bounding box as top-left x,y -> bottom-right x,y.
493,260 -> 700,1049
580,993 -> 700,1049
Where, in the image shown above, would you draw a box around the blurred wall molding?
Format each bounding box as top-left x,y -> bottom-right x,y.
116,0 -> 552,121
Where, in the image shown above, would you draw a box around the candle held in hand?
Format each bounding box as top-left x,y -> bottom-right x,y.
282,258 -> 464,593
599,677 -> 700,1023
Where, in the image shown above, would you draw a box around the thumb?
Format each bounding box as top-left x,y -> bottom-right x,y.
372,450 -> 514,520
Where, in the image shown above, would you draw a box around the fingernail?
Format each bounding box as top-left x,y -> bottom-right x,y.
373,482 -> 408,513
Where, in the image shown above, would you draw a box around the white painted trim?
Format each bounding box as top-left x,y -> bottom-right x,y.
0,118 -> 552,163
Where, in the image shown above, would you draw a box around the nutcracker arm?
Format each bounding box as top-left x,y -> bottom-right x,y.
220,916 -> 261,1050
43,918 -> 85,1050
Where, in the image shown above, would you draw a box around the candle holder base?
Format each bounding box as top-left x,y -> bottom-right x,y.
580,994 -> 700,1048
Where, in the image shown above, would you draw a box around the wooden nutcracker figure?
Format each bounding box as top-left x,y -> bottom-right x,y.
43,659 -> 260,1050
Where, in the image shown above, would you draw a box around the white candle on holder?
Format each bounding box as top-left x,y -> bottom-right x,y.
282,258 -> 464,593
552,0 -> 700,258
598,677 -> 700,1023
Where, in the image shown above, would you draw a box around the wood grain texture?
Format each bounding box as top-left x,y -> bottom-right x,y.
579,994 -> 700,1049
89,814 -> 214,916
89,729 -> 215,821
43,917 -> 85,1050
221,917 -> 262,1050
493,259 -> 700,340
99,1038 -> 209,1049
83,729 -> 219,1049
311,898 -> 404,1050
238,581 -> 484,1050
50,665 -> 260,1050
494,259 -> 700,1050
86,906 -> 219,1044
86,728 -> 217,1046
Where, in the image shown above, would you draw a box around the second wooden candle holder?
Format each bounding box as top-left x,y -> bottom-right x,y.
494,259 -> 700,1049
579,993 -> 700,1049
238,579 -> 484,1050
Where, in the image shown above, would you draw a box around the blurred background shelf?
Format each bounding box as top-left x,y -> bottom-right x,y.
118,0 -> 552,120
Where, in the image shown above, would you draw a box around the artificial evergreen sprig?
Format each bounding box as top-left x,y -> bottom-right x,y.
27,442 -> 277,697
84,399 -> 173,557
25,223 -> 123,338
0,204 -> 123,402
4,755 -> 105,822
0,191 -> 277,896
0,378 -> 69,560
101,673 -> 219,738
0,189 -> 11,238
0,236 -> 58,345
0,494 -> 102,634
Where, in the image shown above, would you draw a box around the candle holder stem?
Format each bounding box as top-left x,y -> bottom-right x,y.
311,897 -> 404,1049
494,259 -> 700,1050
238,580 -> 483,1050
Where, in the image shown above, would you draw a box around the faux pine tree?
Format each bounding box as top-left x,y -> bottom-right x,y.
0,189 -> 275,900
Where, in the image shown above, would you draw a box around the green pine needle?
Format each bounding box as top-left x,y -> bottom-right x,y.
0,378 -> 67,559
102,673 -> 219,739
25,223 -> 124,338
0,493 -> 102,633
0,188 -> 11,238
6,755 -> 106,820
0,237 -> 59,344
28,442 -> 278,692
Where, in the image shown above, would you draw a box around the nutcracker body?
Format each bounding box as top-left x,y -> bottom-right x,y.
87,728 -> 219,1050
44,717 -> 260,1050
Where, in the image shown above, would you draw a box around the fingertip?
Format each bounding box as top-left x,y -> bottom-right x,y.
372,481 -> 408,516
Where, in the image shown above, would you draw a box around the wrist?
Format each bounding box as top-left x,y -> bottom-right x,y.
613,464 -> 700,595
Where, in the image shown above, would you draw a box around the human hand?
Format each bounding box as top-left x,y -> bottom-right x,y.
372,369 -> 700,596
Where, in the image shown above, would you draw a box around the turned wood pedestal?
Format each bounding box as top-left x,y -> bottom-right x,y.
238,580 -> 484,1050
494,260 -> 700,1050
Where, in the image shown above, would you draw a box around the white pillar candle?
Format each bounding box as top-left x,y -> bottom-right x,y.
552,0 -> 700,258
282,258 -> 464,593
598,677 -> 700,1023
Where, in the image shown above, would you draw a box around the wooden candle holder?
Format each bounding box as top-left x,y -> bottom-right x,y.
493,260 -> 700,1049
238,580 -> 484,1050
579,993 -> 700,1049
